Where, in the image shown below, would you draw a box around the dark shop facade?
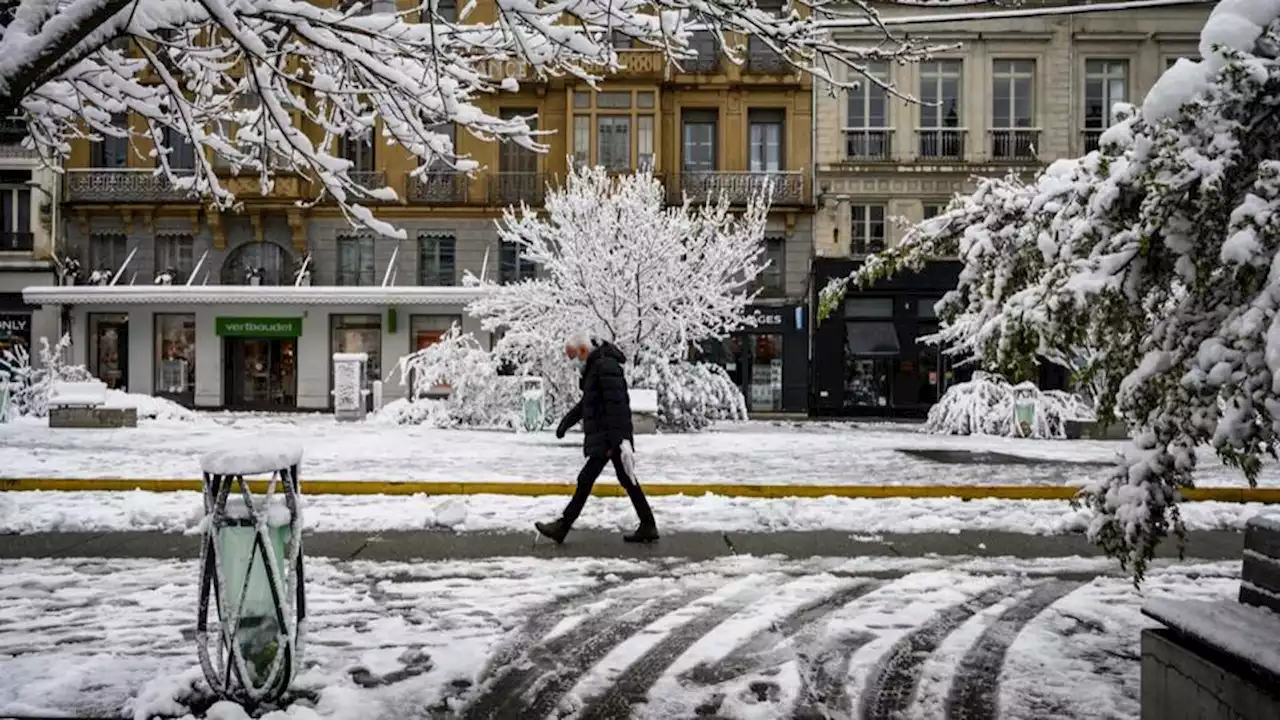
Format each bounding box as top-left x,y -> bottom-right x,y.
698,303 -> 809,414
810,258 -> 971,418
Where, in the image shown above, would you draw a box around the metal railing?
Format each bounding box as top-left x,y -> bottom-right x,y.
348,170 -> 387,191
917,129 -> 966,160
746,44 -> 790,74
487,172 -> 546,206
66,169 -> 198,202
407,172 -> 469,204
0,232 -> 34,252
676,171 -> 806,205
1083,129 -> 1105,154
844,129 -> 893,161
990,129 -> 1040,161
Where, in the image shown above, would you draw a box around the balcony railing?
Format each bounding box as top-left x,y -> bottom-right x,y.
407,172 -> 469,204
990,129 -> 1040,162
66,169 -> 198,202
676,171 -> 806,206
746,47 -> 791,74
487,172 -> 546,206
917,128 -> 966,161
0,232 -> 34,252
348,170 -> 387,191
0,117 -> 26,144
844,129 -> 893,161
1083,129 -> 1105,154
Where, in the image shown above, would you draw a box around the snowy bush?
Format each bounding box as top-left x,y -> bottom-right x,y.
817,0 -> 1280,579
0,335 -> 93,418
924,372 -> 1096,440
382,326 -> 521,429
631,360 -> 748,432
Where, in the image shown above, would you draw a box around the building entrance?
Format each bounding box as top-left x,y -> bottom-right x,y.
225,337 -> 297,409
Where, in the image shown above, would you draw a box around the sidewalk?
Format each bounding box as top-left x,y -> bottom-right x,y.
0,528 -> 1246,562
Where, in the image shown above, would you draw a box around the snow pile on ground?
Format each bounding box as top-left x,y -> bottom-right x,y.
2,489 -> 1272,536
104,390 -> 197,423
925,372 -> 1098,439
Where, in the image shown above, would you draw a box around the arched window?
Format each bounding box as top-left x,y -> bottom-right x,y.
221,241 -> 293,285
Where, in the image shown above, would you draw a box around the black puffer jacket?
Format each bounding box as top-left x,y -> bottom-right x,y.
556,341 -> 633,457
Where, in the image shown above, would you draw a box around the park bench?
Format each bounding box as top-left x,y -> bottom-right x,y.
48,380 -> 137,428
1140,515 -> 1280,719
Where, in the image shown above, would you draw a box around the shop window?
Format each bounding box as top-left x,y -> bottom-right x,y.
221,241 -> 292,285
747,333 -> 783,412
331,314 -> 382,408
154,314 -> 195,404
88,313 -> 129,390
411,314 -> 461,351
845,297 -> 893,318
844,321 -> 900,408
0,311 -> 32,356
337,234 -> 376,286
418,233 -> 456,286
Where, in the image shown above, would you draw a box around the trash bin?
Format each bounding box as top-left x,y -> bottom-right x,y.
332,352 -> 369,422
521,377 -> 545,432
1012,384 -> 1038,437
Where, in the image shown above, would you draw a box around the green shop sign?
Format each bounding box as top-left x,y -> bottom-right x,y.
215,317 -> 303,338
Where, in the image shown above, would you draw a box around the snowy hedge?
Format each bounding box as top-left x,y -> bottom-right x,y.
924,372 -> 1096,440
631,359 -> 747,432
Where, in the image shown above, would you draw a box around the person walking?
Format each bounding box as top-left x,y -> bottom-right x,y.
535,331 -> 658,544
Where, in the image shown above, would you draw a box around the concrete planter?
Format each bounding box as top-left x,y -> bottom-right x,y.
49,406 -> 138,428
1064,419 -> 1129,440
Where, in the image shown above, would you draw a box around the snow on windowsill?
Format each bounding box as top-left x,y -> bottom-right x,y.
1143,597 -> 1280,679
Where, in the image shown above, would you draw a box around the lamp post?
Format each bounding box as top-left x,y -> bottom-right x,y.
196,442 -> 306,708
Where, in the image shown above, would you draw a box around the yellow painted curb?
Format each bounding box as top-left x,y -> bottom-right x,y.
2,477 -> 1279,503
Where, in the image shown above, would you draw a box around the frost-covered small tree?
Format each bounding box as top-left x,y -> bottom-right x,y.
0,335 -> 93,417
383,324 -> 520,428
0,0 -> 951,236
819,0 -> 1280,580
466,165 -> 770,428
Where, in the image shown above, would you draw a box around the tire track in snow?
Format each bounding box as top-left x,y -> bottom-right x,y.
945,580 -> 1083,720
520,588 -> 711,719
577,582 -> 776,719
859,583 -> 1015,720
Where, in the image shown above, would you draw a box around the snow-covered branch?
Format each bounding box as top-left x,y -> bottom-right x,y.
0,0 -> 959,235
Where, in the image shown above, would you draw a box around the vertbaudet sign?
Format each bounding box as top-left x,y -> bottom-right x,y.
214,317 -> 303,338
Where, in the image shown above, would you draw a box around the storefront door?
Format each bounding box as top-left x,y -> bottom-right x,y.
88,313 -> 129,390
745,333 -> 784,412
225,338 -> 297,409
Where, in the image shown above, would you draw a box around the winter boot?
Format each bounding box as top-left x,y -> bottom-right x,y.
535,518 -> 571,544
623,524 -> 659,543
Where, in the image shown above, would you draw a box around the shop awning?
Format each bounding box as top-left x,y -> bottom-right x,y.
21,285 -> 491,306
846,321 -> 901,356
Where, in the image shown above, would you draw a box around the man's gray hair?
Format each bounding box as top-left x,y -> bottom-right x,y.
565,330 -> 593,349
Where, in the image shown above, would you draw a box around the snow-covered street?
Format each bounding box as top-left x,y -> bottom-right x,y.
0,414 -> 1274,487
0,555 -> 1240,720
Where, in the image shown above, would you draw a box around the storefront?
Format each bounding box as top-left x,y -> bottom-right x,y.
0,264 -> 57,365
21,285 -> 489,410
698,304 -> 809,414
810,258 -> 968,418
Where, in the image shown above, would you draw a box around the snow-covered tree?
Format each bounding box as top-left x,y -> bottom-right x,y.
383,324 -> 520,428
818,0 -> 1280,580
0,0 -> 948,237
0,335 -> 93,418
465,165 -> 769,428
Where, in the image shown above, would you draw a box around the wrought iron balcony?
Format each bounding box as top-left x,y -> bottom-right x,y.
67,169 -> 197,202
990,129 -> 1040,162
916,129 -> 967,161
487,172 -> 546,206
348,170 -> 387,191
676,171 -> 806,206
407,172 -> 469,204
1083,129 -> 1105,154
681,33 -> 721,73
844,129 -> 893,161
746,48 -> 791,74
0,232 -> 34,252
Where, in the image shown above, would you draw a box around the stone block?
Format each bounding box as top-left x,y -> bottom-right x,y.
49,406 -> 137,429
1142,627 -> 1280,720
1242,516 -> 1280,612
1064,419 -> 1129,440
632,412 -> 657,435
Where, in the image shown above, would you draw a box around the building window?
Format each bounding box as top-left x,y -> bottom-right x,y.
330,314 -> 382,408
436,0 -> 456,22
156,233 -> 195,283
687,31 -> 719,73
919,60 -> 963,159
154,314 -> 195,402
0,184 -> 32,252
922,203 -> 946,220
91,114 -> 129,168
991,59 -> 1037,160
851,205 -> 887,255
220,240 -> 292,285
570,90 -> 654,172
411,314 -> 461,350
748,109 -> 785,173
760,237 -> 785,294
845,62 -> 891,160
160,127 -> 196,170
1084,59 -> 1128,152
681,109 -> 718,172
337,234 -> 376,286
90,233 -> 129,275
500,240 -> 535,284
339,132 -> 375,173
418,233 -> 456,286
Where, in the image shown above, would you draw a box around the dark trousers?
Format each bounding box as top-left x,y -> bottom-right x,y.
562,448 -> 656,528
